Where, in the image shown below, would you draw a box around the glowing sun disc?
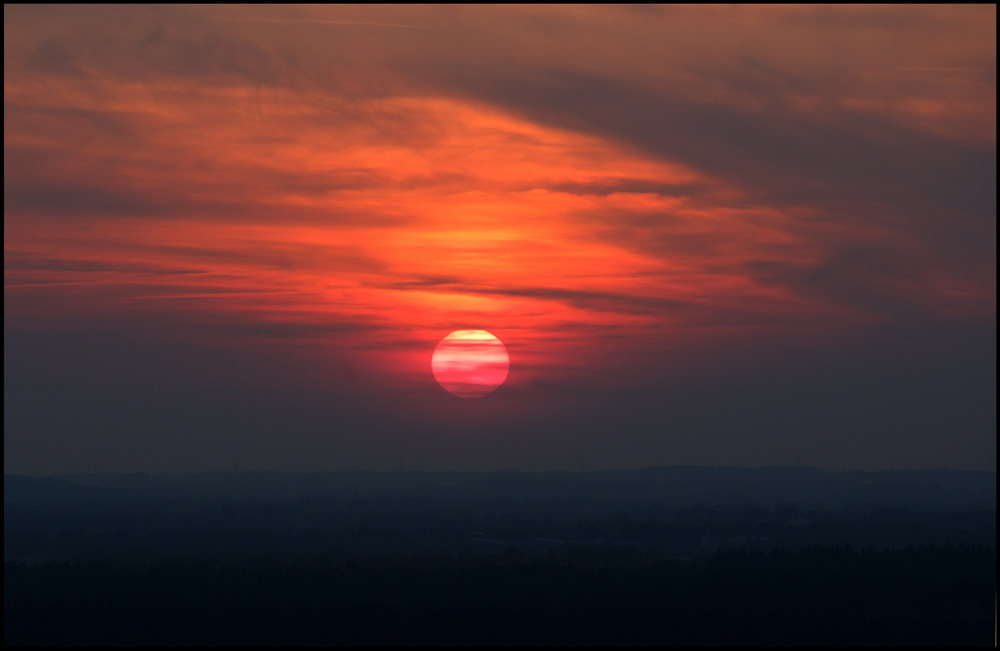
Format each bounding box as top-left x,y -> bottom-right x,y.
431,330 -> 509,398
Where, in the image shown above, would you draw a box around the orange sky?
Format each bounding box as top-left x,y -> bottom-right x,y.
4,5 -> 995,472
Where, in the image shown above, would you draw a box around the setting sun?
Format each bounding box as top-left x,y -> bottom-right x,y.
431,330 -> 510,398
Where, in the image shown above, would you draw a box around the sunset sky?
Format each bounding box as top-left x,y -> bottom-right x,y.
4,4 -> 995,473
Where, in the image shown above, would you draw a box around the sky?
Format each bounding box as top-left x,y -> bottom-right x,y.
4,4 -> 995,474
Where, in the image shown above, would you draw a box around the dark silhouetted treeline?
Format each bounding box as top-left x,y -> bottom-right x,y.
5,545 -> 994,646
5,467 -> 996,645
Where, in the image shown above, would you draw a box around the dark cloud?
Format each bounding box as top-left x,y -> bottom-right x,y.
778,5 -> 957,30
10,5 -> 298,86
3,183 -> 191,219
3,172 -> 418,227
108,240 -> 389,274
4,252 -> 206,275
543,179 -> 710,197
430,67 -> 994,224
381,280 -> 693,316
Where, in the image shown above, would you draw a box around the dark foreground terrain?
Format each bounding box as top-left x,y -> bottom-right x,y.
4,467 -> 996,646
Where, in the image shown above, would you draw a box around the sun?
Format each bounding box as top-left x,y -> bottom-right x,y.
431,330 -> 509,398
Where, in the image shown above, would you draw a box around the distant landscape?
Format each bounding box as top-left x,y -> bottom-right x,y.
5,467 -> 995,646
